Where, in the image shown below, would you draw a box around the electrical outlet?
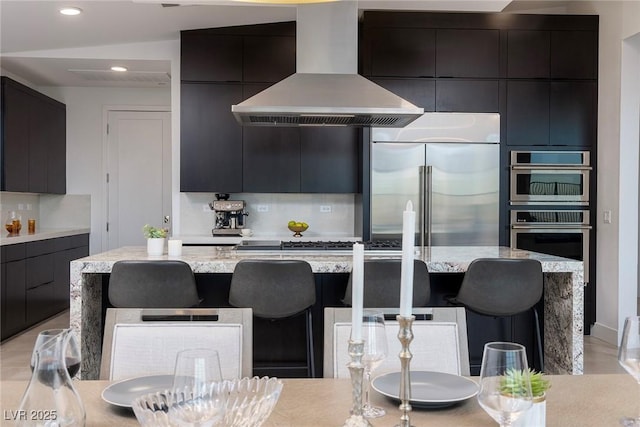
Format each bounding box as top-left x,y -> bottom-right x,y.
256,205 -> 269,213
18,203 -> 24,210
320,205 -> 332,213
202,204 -> 210,212
604,210 -> 612,224
26,204 -> 32,211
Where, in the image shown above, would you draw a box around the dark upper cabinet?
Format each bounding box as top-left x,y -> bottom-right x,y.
507,30 -> 550,78
300,127 -> 360,193
506,81 -> 550,146
551,30 -> 598,79
180,83 -> 243,192
371,78 -> 435,111
550,81 -> 597,147
436,29 -> 500,78
181,33 -> 242,82
243,35 -> 296,83
242,128 -> 301,192
436,80 -> 500,112
47,102 -> 67,194
1,78 -> 30,192
365,28 -> 436,77
1,77 -> 66,194
242,84 -> 300,192
507,80 -> 596,147
29,99 -> 52,193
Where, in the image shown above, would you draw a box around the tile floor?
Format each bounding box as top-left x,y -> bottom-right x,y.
0,310 -> 627,382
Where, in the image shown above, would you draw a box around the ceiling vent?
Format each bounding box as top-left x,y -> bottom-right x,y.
67,69 -> 171,84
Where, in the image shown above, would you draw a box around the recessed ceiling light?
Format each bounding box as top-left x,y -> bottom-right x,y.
110,66 -> 128,72
59,7 -> 82,16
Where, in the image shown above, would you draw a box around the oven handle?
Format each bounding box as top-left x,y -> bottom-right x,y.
511,224 -> 592,230
511,165 -> 592,171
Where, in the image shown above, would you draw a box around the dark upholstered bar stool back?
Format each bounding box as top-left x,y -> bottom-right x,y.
343,259 -> 430,308
108,260 -> 200,308
229,259 -> 316,377
449,258 -> 544,370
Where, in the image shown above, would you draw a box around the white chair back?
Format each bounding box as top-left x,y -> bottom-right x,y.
100,308 -> 252,380
324,307 -> 469,378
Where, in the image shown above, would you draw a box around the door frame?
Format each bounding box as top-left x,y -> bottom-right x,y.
101,105 -> 171,253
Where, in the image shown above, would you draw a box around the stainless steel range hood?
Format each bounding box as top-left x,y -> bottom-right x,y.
231,1 -> 424,127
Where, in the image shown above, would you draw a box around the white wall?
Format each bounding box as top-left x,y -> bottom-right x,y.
40,86 -> 171,253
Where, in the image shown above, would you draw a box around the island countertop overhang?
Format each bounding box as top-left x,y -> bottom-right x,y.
71,245 -> 583,276
70,245 -> 584,377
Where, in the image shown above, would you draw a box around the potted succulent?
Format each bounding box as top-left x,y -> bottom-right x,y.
502,368 -> 550,427
143,224 -> 168,256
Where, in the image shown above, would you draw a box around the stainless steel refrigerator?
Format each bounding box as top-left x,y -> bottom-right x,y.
370,113 -> 500,246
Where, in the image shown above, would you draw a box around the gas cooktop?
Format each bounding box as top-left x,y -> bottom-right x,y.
236,240 -> 402,251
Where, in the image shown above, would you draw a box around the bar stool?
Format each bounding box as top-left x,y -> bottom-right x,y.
343,259 -> 431,308
229,259 -> 316,378
448,258 -> 544,371
108,260 -> 200,308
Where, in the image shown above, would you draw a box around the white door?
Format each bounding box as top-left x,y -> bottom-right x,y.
107,110 -> 171,249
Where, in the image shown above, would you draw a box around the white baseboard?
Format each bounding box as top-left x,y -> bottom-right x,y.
590,322 -> 618,346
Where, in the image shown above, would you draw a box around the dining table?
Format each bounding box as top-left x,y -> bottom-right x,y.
1,374 -> 636,426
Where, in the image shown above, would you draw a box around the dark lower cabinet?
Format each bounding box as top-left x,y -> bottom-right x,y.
1,244 -> 27,340
0,234 -> 89,341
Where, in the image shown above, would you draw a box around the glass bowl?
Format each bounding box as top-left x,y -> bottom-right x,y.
132,377 -> 283,427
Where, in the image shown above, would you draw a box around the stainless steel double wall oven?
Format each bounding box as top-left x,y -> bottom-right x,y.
509,150 -> 592,285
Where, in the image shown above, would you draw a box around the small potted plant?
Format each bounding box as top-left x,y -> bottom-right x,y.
143,224 -> 168,256
502,368 -> 550,426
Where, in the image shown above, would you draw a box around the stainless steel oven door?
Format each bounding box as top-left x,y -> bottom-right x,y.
510,224 -> 590,284
510,166 -> 590,205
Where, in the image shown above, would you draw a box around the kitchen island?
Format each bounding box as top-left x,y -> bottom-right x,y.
71,246 -> 584,378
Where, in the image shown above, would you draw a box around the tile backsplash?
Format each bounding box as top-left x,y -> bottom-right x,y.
0,192 -> 90,229
180,193 -> 359,237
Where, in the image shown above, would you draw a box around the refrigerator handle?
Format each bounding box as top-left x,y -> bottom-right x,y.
418,165 -> 431,248
426,165 -> 432,247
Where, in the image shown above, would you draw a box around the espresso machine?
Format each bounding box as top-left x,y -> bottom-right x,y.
210,194 -> 248,235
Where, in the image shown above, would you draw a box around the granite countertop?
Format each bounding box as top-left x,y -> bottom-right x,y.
0,227 -> 90,246
72,245 -> 583,275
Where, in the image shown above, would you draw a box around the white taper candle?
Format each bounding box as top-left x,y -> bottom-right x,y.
351,242 -> 364,341
399,200 -> 416,317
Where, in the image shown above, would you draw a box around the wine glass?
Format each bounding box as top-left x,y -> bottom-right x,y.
618,316 -> 640,426
30,329 -> 81,379
477,342 -> 533,427
169,349 -> 225,427
357,310 -> 388,418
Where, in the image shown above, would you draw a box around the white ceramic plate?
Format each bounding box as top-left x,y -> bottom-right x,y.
372,371 -> 479,409
101,374 -> 174,408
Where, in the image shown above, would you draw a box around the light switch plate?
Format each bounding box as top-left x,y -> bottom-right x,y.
320,205 -> 332,213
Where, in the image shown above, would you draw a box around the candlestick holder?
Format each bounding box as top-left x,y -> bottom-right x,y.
396,315 -> 415,427
343,339 -> 373,427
